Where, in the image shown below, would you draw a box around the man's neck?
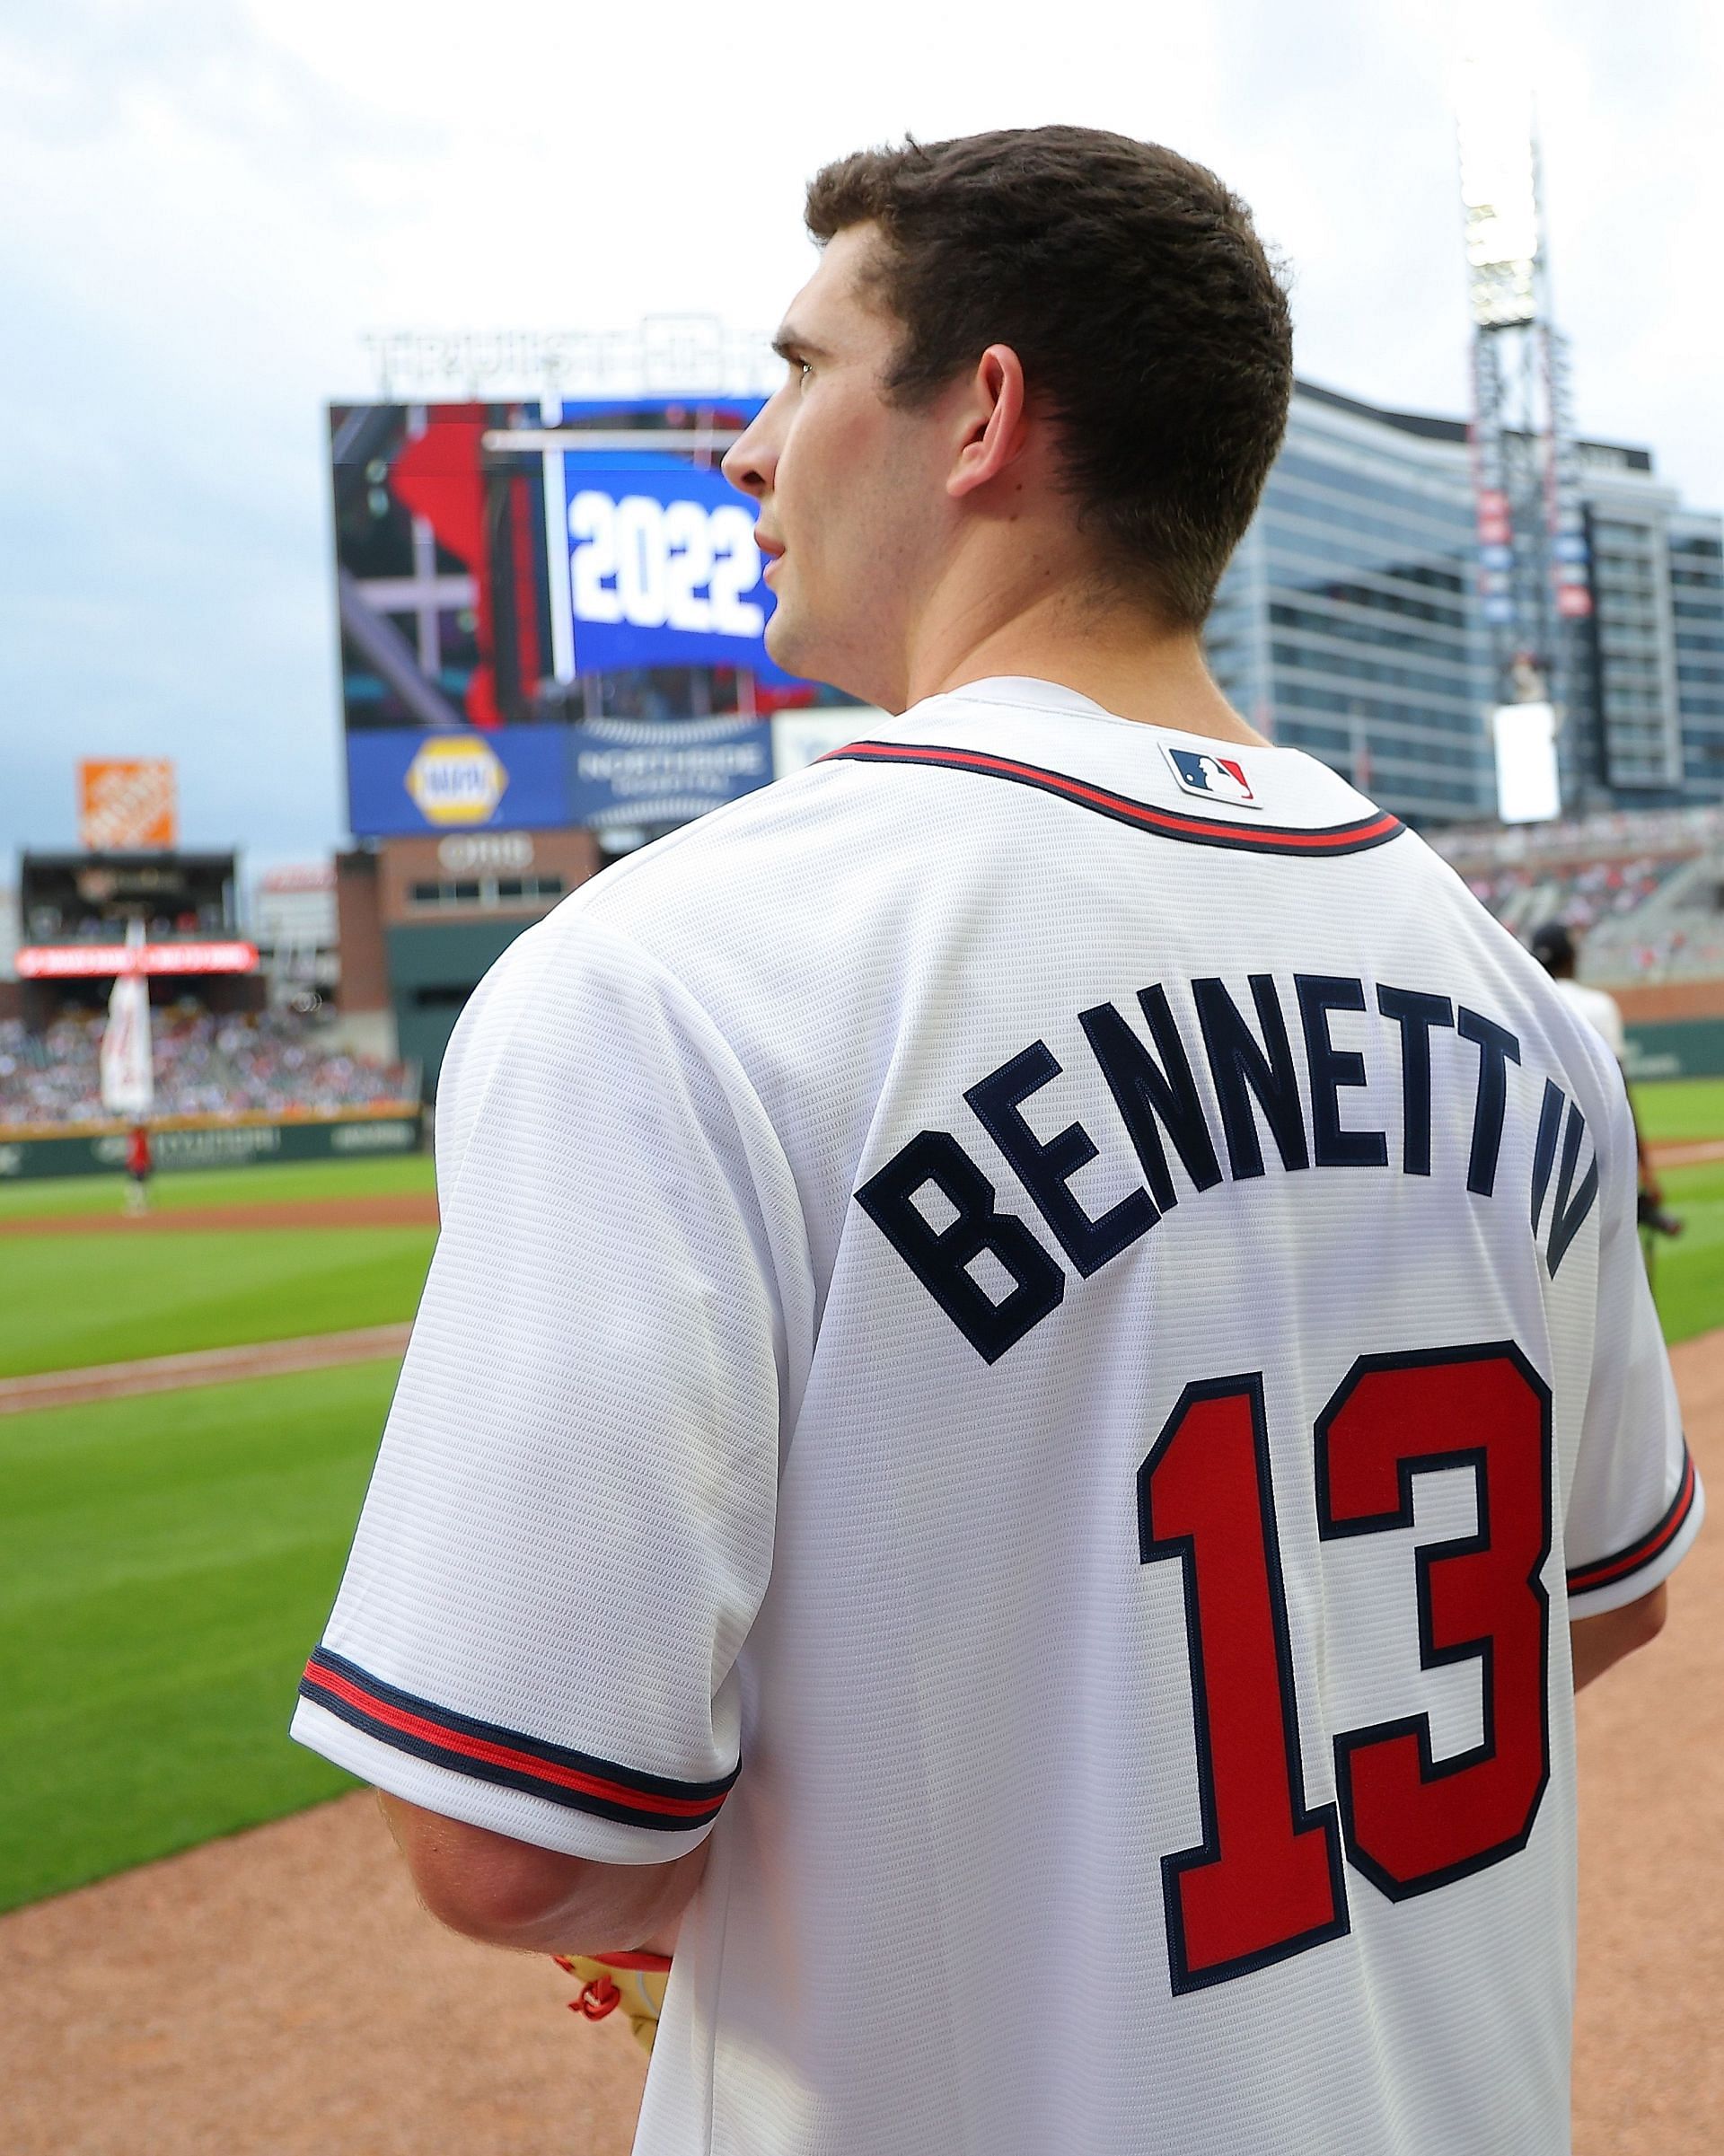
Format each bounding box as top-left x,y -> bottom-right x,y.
907,585 -> 1265,747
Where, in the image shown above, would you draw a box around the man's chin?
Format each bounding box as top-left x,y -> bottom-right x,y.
763,610 -> 819,687
765,610 -> 874,703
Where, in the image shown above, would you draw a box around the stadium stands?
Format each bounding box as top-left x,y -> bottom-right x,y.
1434,805 -> 1724,983
0,1008 -> 414,1129
1456,855 -> 1687,937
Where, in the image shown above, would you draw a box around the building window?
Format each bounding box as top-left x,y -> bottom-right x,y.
406,875 -> 567,911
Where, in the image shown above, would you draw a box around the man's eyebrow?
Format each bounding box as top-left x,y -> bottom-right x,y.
771,327 -> 831,363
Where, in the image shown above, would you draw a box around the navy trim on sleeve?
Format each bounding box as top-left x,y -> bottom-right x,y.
298,1647 -> 737,1830
1566,1447 -> 1699,1597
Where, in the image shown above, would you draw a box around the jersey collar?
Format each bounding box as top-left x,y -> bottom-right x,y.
818,683 -> 1404,859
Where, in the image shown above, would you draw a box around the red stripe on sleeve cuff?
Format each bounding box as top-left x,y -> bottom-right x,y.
1567,1449 -> 1699,1597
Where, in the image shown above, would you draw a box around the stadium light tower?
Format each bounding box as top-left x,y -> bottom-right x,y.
1456,46 -> 1594,817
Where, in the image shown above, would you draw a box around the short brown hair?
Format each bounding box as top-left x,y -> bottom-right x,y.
805,127 -> 1292,627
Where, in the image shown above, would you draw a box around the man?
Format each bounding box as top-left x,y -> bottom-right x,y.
293,130 -> 1699,2153
1528,920 -> 1627,1062
1530,919 -> 1669,1224
123,1122 -> 152,1217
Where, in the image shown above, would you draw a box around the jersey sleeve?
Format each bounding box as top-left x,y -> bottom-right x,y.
289,908 -> 804,1862
1562,1068 -> 1702,1618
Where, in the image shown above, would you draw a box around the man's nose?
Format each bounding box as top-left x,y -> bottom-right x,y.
722,409 -> 777,499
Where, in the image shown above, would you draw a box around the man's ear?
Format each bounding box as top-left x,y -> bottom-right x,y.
947,344 -> 1032,500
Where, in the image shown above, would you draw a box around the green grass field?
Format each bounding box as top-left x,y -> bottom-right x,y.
1628,1078 -> 1724,1347
1647,1159 -> 1724,1348
0,1360 -> 392,1912
0,1155 -> 437,1377
1634,1074 -> 1724,1147
0,1150 -> 435,1223
0,1226 -> 435,1377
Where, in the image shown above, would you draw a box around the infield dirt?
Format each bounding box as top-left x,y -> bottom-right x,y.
0,1325 -> 414,1415
2,1332 -> 1719,2154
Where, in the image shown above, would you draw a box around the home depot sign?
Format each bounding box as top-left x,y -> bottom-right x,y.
78,760 -> 177,849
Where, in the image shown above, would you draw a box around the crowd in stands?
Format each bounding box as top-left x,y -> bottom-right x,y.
1459,856 -> 1685,938
1431,802 -> 1724,982
0,1008 -> 413,1128
1432,802 -> 1724,874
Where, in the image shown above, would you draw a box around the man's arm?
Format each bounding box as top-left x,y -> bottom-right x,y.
287,920 -> 787,1958
1570,1581 -> 1667,1694
378,1792 -> 710,1956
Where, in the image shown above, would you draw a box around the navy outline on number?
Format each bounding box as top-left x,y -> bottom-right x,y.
1314,1341 -> 1553,1903
1139,1373 -> 1351,1993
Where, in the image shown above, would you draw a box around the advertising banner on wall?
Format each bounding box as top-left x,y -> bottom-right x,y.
567,715 -> 773,830
346,727 -> 572,837
346,719 -> 787,837
78,760 -> 177,849
0,1112 -> 424,1181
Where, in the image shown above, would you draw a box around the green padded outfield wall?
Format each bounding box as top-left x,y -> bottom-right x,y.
1625,1018 -> 1724,1083
0,1113 -> 423,1180
384,919 -> 534,1096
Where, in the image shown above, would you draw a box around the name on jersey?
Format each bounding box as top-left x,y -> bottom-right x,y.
854,971 -> 1600,1363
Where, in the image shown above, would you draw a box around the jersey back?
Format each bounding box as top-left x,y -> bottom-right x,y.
294,678 -> 1698,2156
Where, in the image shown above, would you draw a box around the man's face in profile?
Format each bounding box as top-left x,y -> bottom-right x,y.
724,226 -> 963,711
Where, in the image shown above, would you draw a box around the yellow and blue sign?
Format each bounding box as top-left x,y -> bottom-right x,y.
347,727 -> 569,836
347,717 -> 777,838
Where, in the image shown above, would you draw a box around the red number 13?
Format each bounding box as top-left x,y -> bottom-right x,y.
1139,1344 -> 1552,1993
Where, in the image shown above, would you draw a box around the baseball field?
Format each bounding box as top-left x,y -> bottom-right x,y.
1,1088 -> 1721,2151
2,1090 -> 1721,1914
0,1153 -> 438,1913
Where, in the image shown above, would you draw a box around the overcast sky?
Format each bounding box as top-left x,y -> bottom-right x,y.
1,0 -> 1719,875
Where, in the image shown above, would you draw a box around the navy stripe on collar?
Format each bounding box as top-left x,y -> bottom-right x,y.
818,740 -> 1404,858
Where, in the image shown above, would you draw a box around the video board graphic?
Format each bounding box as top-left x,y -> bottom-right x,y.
330,400 -> 831,839
542,453 -> 799,681
330,403 -> 513,735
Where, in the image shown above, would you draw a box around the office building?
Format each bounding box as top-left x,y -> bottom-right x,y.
1208,383 -> 1723,827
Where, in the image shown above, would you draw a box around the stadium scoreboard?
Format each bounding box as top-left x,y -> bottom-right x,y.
330,400 -> 854,846
20,851 -> 238,947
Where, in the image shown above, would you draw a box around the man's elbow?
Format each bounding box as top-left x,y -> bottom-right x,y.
1571,1580 -> 1668,1692
412,1852 -> 579,1948
380,1793 -> 590,1948
1619,1580 -> 1668,1650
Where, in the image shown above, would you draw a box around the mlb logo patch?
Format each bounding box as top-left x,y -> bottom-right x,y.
1164,745 -> 1261,808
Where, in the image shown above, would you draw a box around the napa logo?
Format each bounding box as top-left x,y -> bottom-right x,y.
406,736 -> 508,826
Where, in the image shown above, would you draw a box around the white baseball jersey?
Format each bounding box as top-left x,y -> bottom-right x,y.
293,677 -> 1701,2156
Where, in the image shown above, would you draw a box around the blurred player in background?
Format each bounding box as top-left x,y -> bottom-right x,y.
1531,920 -> 1680,1243
294,129 -> 1699,2155
123,1122 -> 153,1216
